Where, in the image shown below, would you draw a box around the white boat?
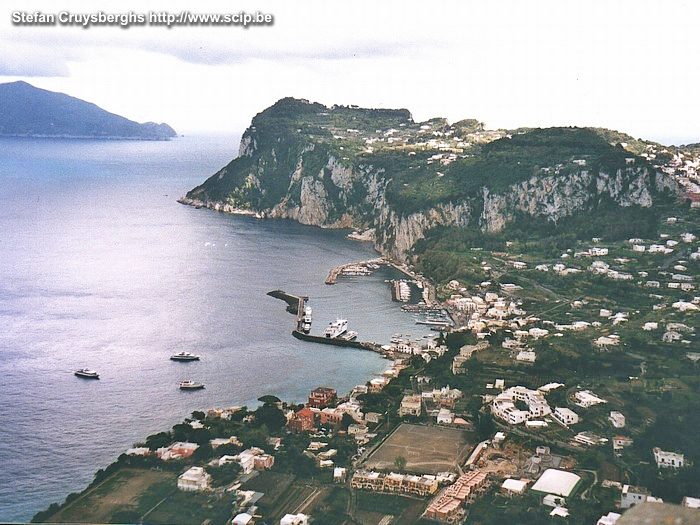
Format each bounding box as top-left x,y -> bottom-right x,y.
338,330 -> 358,341
170,351 -> 201,361
303,306 -> 313,323
179,379 -> 205,390
74,368 -> 99,379
324,318 -> 348,338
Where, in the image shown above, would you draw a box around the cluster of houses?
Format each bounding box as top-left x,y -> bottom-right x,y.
350,470 -> 439,497
397,385 -> 466,426
324,111 -> 505,163
423,470 -> 489,523
444,286 -> 528,336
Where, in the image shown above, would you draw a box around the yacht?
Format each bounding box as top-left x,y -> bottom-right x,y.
74,368 -> 99,379
170,351 -> 201,361
179,379 -> 205,390
324,318 -> 348,338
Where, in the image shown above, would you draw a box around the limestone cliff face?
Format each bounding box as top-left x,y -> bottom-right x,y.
183,99 -> 678,262
479,166 -> 661,232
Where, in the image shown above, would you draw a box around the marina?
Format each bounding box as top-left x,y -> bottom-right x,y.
325,257 -> 438,309
325,257 -> 385,284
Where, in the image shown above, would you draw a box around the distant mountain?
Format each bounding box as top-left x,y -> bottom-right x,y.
0,81 -> 176,140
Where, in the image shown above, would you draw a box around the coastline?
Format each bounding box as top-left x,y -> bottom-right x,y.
177,197 -> 260,216
0,133 -> 176,141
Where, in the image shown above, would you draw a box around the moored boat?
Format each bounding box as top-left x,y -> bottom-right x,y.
324,318 -> 348,338
338,330 -> 358,341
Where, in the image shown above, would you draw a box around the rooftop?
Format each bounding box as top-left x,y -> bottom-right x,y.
530,469 -> 582,498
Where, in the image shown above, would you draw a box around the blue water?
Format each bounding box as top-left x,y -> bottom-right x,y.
0,136 -> 433,522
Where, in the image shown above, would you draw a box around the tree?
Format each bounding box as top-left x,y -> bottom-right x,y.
341,413 -> 356,431
258,395 -> 281,404
252,403 -> 286,432
145,431 -> 172,451
206,461 -> 242,487
394,456 -> 407,471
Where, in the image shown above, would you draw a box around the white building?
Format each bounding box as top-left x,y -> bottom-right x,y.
437,408 -> 454,424
280,513 -> 309,525
574,432 -> 608,446
653,447 -> 685,469
621,485 -> 651,509
596,512 -> 621,525
502,478 -> 529,495
682,496 -> 700,508
530,469 -> 581,498
574,390 -> 607,407
554,407 -> 579,426
334,467 -> 347,483
516,350 -> 537,363
609,411 -> 625,428
491,386 -> 551,425
232,514 -> 254,525
177,466 -> 211,492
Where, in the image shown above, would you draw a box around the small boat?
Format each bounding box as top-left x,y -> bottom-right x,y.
179,379 -> 205,390
338,330 -> 358,341
75,368 -> 99,379
170,351 -> 201,361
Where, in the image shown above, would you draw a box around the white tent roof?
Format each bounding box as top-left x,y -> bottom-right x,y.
531,469 -> 581,497
502,478 -> 528,494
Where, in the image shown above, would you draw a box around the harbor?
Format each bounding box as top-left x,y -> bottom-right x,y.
269,289 -> 386,354
325,257 -> 438,308
324,257 -> 385,284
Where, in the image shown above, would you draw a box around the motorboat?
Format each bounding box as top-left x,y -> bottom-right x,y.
179,379 -> 205,390
74,368 -> 99,379
170,351 -> 201,361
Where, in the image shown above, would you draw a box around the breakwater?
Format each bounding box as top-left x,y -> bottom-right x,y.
291,330 -> 383,353
269,289 -> 386,355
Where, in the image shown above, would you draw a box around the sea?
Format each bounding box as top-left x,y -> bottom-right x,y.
0,135 -> 434,522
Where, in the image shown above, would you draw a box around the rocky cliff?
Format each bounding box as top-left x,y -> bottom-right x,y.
183,98 -> 678,261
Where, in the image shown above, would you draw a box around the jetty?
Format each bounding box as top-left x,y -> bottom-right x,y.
292,330 -> 384,353
267,290 -> 307,319
268,290 -> 387,355
325,257 -> 385,284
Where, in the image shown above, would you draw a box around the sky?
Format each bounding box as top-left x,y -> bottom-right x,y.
1,0 -> 699,145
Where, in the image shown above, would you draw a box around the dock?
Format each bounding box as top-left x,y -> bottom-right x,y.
292,330 -> 384,353
325,257 -> 386,284
268,289 -> 387,355
324,257 -> 437,307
